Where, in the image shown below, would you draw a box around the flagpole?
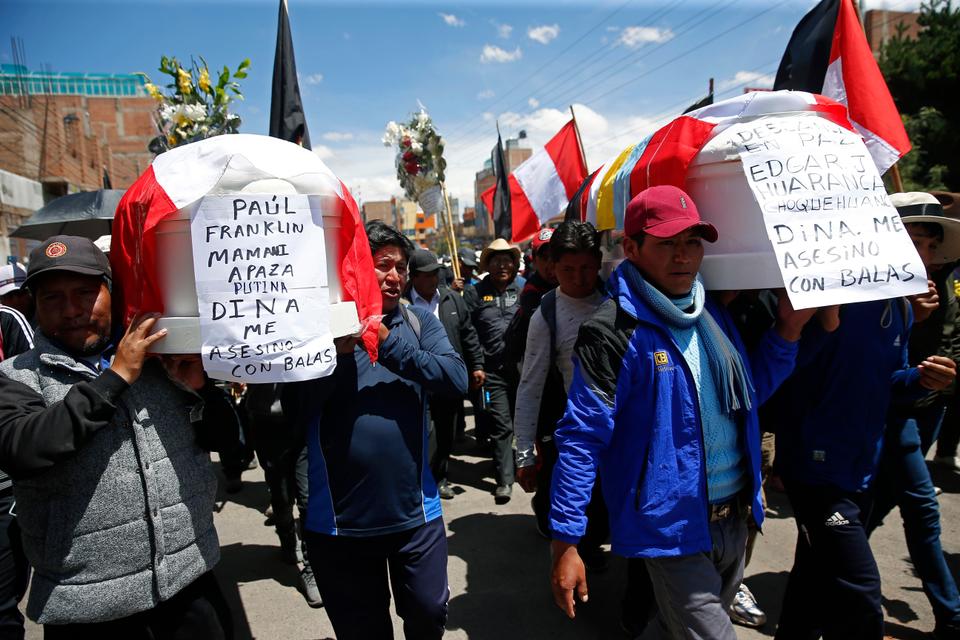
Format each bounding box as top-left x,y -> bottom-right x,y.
569,105 -> 589,173
439,181 -> 461,281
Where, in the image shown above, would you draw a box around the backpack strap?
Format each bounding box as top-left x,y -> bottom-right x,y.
399,303 -> 422,345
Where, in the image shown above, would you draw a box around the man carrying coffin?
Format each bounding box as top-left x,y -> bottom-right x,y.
296,221 -> 467,639
0,236 -> 237,637
548,186 -> 820,639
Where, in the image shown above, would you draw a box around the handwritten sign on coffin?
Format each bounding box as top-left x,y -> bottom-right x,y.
735,115 -> 926,309
190,194 -> 337,382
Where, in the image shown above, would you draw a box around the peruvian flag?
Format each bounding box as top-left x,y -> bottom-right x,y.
111,134 -> 383,357
774,0 -> 910,173
587,91 -> 858,230
482,120 -> 587,243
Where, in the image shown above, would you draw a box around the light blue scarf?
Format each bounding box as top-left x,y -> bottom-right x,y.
623,263 -> 754,415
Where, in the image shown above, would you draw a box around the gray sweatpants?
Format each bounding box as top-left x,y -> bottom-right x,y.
639,514 -> 748,640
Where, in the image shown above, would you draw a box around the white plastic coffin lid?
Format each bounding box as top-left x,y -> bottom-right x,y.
149,177 -> 360,354
686,110 -> 834,291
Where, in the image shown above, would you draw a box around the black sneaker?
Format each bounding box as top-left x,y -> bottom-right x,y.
437,479 -> 455,500
494,484 -> 512,504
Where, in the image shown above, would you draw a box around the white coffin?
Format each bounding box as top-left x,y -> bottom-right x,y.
686,111 -> 835,291
149,178 -> 361,354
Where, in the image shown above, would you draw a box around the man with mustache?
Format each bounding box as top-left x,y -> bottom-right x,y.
464,238 -> 524,503
0,235 -> 237,637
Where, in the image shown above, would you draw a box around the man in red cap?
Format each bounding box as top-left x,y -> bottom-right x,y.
547,186 -> 824,639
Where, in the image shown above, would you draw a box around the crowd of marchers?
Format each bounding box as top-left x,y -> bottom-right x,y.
0,185 -> 959,640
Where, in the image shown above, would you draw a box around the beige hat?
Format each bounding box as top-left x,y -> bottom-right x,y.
479,238 -> 521,272
891,191 -> 960,264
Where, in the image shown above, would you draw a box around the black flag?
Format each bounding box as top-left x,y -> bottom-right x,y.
492,131 -> 512,240
774,0 -> 839,91
564,168 -> 601,222
682,92 -> 714,115
269,0 -> 311,149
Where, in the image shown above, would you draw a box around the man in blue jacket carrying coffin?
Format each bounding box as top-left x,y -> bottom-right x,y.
294,221 -> 467,640
548,186 -> 823,640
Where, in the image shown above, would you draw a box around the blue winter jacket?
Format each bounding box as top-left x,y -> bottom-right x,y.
775,299 -> 925,492
298,305 -> 467,537
549,264 -> 798,558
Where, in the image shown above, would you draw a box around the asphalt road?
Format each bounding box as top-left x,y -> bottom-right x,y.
22,416 -> 960,639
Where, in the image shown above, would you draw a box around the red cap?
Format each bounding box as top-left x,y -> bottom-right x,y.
624,185 -> 718,242
531,227 -> 554,253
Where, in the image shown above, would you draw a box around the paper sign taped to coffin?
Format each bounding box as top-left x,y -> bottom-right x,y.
190,194 -> 336,382
736,115 -> 926,309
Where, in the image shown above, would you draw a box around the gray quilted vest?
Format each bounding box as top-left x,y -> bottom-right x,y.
0,335 -> 220,624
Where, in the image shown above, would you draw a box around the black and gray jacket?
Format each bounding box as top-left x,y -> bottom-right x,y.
0,334 -> 233,624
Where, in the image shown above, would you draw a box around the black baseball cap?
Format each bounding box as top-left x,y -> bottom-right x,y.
24,235 -> 112,291
409,249 -> 441,274
457,247 -> 478,268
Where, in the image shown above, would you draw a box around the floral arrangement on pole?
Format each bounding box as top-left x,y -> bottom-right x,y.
382,108 -> 447,204
142,56 -> 250,154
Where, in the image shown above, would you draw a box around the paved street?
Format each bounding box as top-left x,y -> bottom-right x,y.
23,415 -> 960,639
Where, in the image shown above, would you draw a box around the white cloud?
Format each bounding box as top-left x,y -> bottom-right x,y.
618,26 -> 674,48
477,89 -> 496,100
496,22 -> 513,39
305,73 -> 324,85
313,145 -> 334,161
439,13 -> 465,27
718,70 -> 775,91
528,97 -> 540,108
480,45 -> 522,63
527,24 -> 560,45
322,131 -> 354,142
482,112 -> 494,121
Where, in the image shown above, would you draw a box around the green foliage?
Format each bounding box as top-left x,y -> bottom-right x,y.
879,0 -> 960,190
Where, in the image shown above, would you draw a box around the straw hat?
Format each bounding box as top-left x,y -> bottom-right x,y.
479,238 -> 522,272
891,192 -> 960,264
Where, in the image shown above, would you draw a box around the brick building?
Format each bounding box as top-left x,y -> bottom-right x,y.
0,65 -> 157,257
863,9 -> 921,56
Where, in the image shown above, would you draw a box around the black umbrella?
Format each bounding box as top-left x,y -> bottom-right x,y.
10,189 -> 125,241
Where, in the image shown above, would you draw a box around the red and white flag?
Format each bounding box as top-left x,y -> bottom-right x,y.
774,0 -> 910,173
483,120 -> 587,243
112,134 -> 383,357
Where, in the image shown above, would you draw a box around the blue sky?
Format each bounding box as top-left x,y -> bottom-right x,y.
2,0 -> 919,209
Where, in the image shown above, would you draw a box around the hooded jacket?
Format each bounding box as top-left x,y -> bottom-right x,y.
549,263 -> 798,558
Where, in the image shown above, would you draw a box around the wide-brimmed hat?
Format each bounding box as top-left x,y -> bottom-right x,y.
891,192 -> 960,264
931,191 -> 960,219
479,238 -> 522,272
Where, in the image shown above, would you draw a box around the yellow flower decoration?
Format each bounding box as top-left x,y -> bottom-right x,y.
144,82 -> 163,101
177,67 -> 192,94
167,134 -> 178,146
198,68 -> 212,94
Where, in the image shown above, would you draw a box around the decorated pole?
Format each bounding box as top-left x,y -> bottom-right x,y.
383,106 -> 459,278
440,181 -> 461,280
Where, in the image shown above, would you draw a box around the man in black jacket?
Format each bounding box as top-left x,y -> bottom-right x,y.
409,250 -> 485,499
464,238 -> 523,503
